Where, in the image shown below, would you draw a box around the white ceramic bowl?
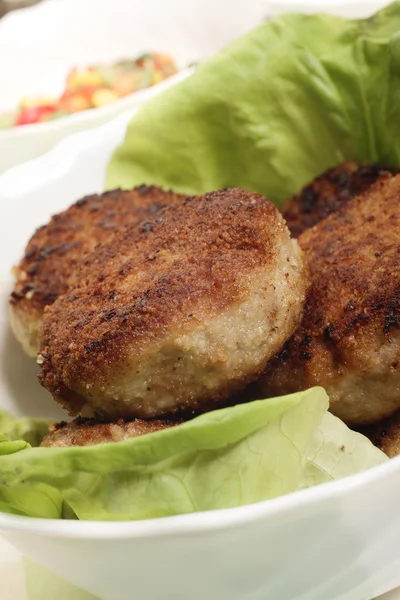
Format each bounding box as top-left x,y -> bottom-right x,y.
0,0 -> 272,173
0,109 -> 400,600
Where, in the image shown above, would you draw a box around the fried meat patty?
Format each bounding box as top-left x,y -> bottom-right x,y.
282,162 -> 398,238
362,411 -> 400,458
256,173 -> 400,426
39,188 -> 308,419
10,186 -> 185,357
41,416 -> 177,447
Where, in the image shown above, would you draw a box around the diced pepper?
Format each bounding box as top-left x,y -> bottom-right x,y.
152,70 -> 164,85
112,73 -> 140,96
91,88 -> 119,107
19,96 -> 57,109
66,68 -> 105,91
58,92 -> 92,113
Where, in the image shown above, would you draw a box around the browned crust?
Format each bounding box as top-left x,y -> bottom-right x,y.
39,188 -> 289,414
282,162 -> 399,237
10,186 -> 185,319
361,411 -> 400,458
41,416 -> 179,447
259,173 -> 400,420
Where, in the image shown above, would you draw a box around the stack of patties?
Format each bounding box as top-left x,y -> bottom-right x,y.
12,164 -> 400,455
10,186 -> 308,446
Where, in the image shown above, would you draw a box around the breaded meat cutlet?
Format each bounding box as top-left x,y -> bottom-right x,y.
41,416 -> 179,447
38,188 -> 308,420
9,185 -> 185,357
362,411 -> 400,458
255,173 -> 400,426
282,162 -> 398,238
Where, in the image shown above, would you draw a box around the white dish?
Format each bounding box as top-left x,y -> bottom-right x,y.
0,107 -> 400,600
0,0 -> 270,172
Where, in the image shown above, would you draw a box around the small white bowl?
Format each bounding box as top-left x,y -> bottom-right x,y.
0,109 -> 400,600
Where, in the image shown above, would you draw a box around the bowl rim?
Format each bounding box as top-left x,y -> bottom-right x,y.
0,453 -> 398,539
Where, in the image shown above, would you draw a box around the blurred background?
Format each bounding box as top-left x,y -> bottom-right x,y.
0,0 -> 273,172
0,0 -> 392,173
0,0 -> 40,18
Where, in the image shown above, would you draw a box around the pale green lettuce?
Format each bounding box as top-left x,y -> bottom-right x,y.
302,411 -> 386,488
0,389 -> 386,521
106,1 -> 400,205
0,411 -> 50,448
0,413 -> 63,518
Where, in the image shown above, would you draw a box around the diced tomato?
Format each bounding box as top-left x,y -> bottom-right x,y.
15,105 -> 57,126
58,90 -> 94,112
152,57 -> 164,71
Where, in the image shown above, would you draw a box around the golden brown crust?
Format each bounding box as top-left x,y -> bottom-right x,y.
39,188 -> 295,417
258,173 -> 400,424
282,162 -> 399,237
41,416 -> 179,447
10,186 -> 185,354
361,411 -> 400,458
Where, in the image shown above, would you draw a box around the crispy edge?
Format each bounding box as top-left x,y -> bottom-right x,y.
10,186 -> 185,317
282,162 -> 399,237
41,416 -> 180,447
360,411 -> 400,458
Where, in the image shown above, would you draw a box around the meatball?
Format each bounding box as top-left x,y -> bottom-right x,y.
282,162 -> 398,238
256,173 -> 400,426
9,186 -> 185,357
41,416 -> 178,447
38,188 -> 308,419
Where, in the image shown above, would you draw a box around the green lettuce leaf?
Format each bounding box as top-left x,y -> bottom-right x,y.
0,389 -> 386,521
0,410 -> 51,447
106,1 -> 400,205
301,411 -> 387,489
0,411 -> 63,518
